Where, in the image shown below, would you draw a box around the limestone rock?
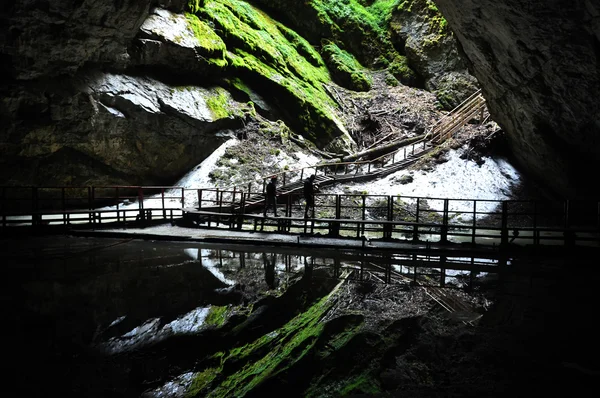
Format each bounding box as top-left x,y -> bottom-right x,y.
0,0 -> 151,80
0,72 -> 246,186
434,0 -> 600,197
131,7 -> 227,76
391,0 -> 478,108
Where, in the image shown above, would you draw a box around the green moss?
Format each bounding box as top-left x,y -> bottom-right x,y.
205,305 -> 228,327
384,72 -> 399,86
206,87 -> 231,119
339,373 -> 381,395
187,0 -> 205,14
207,294 -> 335,397
185,13 -> 227,56
396,0 -> 449,48
186,367 -> 220,397
388,54 -> 418,86
185,0 -> 347,147
321,40 -> 372,91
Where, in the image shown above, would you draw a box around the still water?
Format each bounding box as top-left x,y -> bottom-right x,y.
2,236 -> 500,396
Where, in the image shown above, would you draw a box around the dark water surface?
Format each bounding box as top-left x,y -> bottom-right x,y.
0,235 -> 504,396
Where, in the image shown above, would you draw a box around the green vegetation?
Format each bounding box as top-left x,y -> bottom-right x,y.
321,41 -> 372,91
185,13 -> 227,58
205,87 -> 231,119
388,54 -> 418,85
186,367 -> 220,397
397,0 -> 449,48
185,0 -> 349,147
205,305 -> 228,327
199,294 -> 338,397
309,0 -> 402,65
339,373 -> 382,395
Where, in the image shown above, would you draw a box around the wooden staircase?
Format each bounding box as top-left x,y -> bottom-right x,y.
428,89 -> 487,144
191,90 -> 487,214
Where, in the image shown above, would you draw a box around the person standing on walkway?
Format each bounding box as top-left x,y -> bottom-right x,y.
303,174 -> 317,218
263,176 -> 278,217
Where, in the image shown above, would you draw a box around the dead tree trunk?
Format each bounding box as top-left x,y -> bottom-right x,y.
334,134 -> 427,163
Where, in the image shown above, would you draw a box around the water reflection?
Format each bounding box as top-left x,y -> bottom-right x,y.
5,237 -> 507,396
197,247 -> 500,292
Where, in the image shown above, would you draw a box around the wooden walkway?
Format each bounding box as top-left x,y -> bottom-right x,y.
5,90 -> 596,249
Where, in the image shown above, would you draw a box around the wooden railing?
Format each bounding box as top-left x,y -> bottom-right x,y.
427,89 -> 487,144
0,186 -> 185,227
2,185 -> 599,248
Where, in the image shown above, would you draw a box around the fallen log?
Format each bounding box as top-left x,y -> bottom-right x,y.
332,133 -> 427,163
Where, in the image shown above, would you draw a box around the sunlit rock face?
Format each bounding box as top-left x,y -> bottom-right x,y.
0,71 -> 245,186
434,0 -> 600,198
0,1 -> 245,186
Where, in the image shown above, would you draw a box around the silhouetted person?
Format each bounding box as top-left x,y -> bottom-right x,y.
263,252 -> 276,289
263,176 -> 278,217
303,174 -> 317,218
302,256 -> 314,287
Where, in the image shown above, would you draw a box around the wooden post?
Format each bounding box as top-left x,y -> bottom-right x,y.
300,168 -> 304,181
360,195 -> 366,237
161,188 -> 166,219
440,256 -> 446,288
472,200 -> 477,244
138,187 -> 144,222
441,199 -> 449,243
238,192 -> 246,230
115,187 -> 121,223
413,199 -> 420,242
198,189 -> 202,209
500,201 -> 508,246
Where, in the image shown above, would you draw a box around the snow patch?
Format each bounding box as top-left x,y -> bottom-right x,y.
324,148 -> 521,217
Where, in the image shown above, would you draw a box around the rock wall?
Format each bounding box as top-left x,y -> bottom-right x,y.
434,0 -> 600,198
390,0 -> 479,109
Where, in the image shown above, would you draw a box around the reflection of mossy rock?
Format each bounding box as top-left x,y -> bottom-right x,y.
321,41 -> 372,92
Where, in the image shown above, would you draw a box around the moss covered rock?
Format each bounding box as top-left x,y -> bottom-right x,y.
321,41 -> 373,92
186,0 -> 354,150
390,0 -> 478,108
